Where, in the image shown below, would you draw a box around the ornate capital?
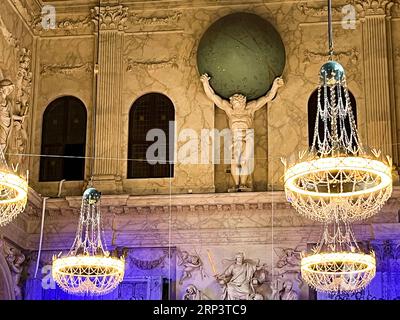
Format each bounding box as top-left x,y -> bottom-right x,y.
354,0 -> 399,17
91,5 -> 129,31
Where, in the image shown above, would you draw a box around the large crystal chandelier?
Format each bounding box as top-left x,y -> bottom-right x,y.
301,220 -> 376,293
52,187 -> 125,295
282,3 -> 392,223
0,150 -> 28,227
282,0 -> 391,293
52,0 -> 125,296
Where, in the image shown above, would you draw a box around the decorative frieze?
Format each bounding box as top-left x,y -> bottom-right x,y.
303,47 -> 362,84
297,2 -> 343,17
303,48 -> 360,63
126,56 -> 178,72
131,12 -> 182,26
32,14 -> 92,35
40,62 -> 93,76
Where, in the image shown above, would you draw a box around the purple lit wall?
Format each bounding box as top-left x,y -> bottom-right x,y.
24,247 -> 177,300
318,240 -> 400,300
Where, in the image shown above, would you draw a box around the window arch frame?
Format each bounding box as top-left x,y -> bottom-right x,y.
127,92 -> 175,179
39,95 -> 87,182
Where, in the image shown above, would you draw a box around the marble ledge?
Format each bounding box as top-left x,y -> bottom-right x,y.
20,186 -> 400,219
24,224 -> 379,250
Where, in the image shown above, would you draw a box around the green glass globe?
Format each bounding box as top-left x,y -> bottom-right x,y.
197,12 -> 286,100
83,187 -> 101,205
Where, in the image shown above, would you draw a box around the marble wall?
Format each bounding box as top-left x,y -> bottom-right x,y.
0,0 -> 34,173
1,0 -> 400,301
3,0 -> 395,196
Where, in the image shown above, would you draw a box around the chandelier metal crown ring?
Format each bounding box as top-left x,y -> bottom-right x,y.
300,220 -> 376,293
0,152 -> 28,227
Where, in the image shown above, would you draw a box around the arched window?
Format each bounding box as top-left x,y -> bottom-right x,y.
308,87 -> 357,148
128,93 -> 175,179
40,96 -> 87,181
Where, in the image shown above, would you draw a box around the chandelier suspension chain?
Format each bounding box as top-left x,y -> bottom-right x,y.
328,0 -> 334,59
89,0 -> 101,183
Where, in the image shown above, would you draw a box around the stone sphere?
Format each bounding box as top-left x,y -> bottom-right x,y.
83,187 -> 101,204
197,12 -> 286,100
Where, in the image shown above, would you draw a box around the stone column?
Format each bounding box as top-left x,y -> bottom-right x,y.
91,5 -> 128,193
356,0 -> 398,162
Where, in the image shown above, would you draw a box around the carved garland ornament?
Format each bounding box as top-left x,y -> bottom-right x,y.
126,56 -> 178,72
40,63 -> 93,77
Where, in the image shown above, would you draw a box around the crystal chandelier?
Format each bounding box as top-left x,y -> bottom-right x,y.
0,150 -> 28,227
282,1 -> 392,223
301,220 -> 376,293
52,187 -> 125,295
282,0 -> 390,293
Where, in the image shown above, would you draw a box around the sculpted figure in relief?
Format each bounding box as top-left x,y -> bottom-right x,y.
200,74 -> 284,191
215,252 -> 262,300
182,284 -> 210,300
4,245 -> 25,300
0,79 -> 15,154
270,280 -> 299,300
178,250 -> 206,284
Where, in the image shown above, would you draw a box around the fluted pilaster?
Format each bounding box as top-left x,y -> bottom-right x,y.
90,5 -> 127,192
356,0 -> 398,160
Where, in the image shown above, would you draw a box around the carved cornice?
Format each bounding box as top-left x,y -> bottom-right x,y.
354,0 -> 400,17
297,2 -> 343,17
40,62 -> 93,77
91,5 -> 129,31
131,12 -> 182,26
126,56 -> 178,72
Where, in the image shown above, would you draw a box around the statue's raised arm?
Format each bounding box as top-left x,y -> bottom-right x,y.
247,77 -> 284,113
200,74 -> 231,113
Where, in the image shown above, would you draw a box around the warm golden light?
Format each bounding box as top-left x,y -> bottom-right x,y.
301,251 -> 376,293
51,187 -> 125,295
52,254 -> 125,295
0,169 -> 28,227
284,155 -> 392,222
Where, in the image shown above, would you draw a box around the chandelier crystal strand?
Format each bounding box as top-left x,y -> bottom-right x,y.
52,188 -> 125,295
0,150 -> 28,227
301,220 -> 376,293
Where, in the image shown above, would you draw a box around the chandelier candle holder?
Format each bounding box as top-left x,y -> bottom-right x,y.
52,187 -> 125,295
0,150 -> 28,227
301,220 -> 376,293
